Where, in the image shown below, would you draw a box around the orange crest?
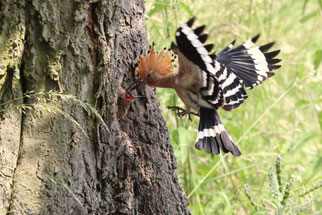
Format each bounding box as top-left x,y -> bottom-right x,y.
135,45 -> 176,80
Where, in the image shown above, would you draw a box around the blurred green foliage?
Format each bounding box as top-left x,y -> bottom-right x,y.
145,0 -> 322,214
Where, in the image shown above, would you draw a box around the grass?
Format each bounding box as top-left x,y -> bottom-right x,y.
0,1 -> 320,213
0,91 -> 109,136
145,0 -> 322,214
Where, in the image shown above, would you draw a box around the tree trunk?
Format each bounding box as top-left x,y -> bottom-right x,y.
0,1 -> 190,214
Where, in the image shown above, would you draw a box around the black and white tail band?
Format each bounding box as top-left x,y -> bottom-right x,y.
195,107 -> 241,156
172,18 -> 281,156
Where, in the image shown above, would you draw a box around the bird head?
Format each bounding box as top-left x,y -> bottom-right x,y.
120,93 -> 135,101
117,86 -> 145,118
135,45 -> 176,86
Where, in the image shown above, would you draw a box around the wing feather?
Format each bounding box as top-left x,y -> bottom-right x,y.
173,19 -> 281,111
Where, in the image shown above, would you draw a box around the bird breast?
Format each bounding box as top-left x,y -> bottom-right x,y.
174,64 -> 213,112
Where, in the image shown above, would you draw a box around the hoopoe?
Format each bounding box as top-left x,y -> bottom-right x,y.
135,18 -> 281,156
117,82 -> 144,118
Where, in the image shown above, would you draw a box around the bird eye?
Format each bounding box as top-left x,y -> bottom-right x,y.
118,96 -> 122,100
147,73 -> 151,77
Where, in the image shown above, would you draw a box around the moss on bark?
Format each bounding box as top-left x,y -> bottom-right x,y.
0,1 -> 190,214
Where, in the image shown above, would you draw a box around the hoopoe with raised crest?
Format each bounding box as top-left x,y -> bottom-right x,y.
135,18 -> 281,156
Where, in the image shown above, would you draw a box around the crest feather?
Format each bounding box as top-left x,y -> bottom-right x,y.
135,45 -> 175,78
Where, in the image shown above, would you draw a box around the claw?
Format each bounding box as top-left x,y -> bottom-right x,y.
167,106 -> 199,121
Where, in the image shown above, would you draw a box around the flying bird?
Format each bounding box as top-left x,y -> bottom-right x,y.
135,18 -> 281,156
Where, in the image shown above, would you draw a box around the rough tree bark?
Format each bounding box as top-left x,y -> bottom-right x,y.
0,0 -> 190,214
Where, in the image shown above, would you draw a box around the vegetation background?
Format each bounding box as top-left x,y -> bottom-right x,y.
144,0 -> 322,214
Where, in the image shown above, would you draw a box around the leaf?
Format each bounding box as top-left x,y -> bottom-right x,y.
313,50 -> 322,70
305,134 -> 318,143
148,2 -> 169,18
300,10 -> 318,23
318,111 -> 322,131
178,3 -> 194,16
302,0 -> 310,14
296,99 -> 310,108
220,192 -> 232,214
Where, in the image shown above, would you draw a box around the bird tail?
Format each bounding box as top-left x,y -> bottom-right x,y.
195,107 -> 241,156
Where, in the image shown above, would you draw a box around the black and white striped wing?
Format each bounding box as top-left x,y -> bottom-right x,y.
173,18 -> 223,108
172,18 -> 282,156
174,18 -> 215,74
173,18 -> 247,110
217,35 -> 281,89
173,18 -> 281,111
216,36 -> 281,110
209,60 -> 249,111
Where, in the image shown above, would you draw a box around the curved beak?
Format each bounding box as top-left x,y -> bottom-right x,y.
132,95 -> 145,99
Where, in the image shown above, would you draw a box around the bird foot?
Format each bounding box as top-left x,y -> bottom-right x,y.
167,106 -> 199,121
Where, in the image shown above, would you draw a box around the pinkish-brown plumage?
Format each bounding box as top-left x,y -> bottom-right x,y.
135,45 -> 176,87
132,18 -> 281,156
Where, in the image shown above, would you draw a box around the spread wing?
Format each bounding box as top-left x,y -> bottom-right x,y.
216,36 -> 281,110
172,18 -> 281,111
172,18 -> 223,109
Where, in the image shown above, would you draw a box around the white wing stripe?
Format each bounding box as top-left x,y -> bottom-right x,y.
217,67 -> 228,82
201,55 -> 212,63
181,24 -> 191,34
187,33 -> 199,41
221,73 -> 236,89
180,23 -> 216,75
206,64 -> 216,74
247,47 -> 269,77
198,47 -> 208,55
224,85 -> 242,97
224,97 -> 244,105
191,39 -> 203,48
209,96 -> 221,104
206,79 -> 215,95
248,47 -> 266,62
243,39 -> 254,49
202,72 -> 207,87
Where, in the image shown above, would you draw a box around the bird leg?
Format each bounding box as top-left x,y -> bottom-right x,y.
167,106 -> 199,121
